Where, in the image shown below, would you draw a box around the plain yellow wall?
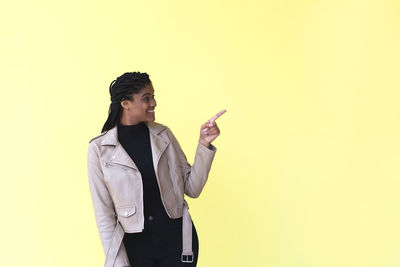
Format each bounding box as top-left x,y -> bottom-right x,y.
1,0 -> 400,266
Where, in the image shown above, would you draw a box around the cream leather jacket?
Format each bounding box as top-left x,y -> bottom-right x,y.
87,121 -> 216,266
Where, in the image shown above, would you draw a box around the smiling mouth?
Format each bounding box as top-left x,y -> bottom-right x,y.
147,109 -> 155,113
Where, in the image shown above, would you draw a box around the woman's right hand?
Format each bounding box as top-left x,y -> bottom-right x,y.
199,109 -> 226,147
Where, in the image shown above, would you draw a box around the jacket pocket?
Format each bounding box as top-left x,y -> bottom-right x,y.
116,206 -> 136,217
116,205 -> 142,232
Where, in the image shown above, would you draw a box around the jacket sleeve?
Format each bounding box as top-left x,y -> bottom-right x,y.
166,127 -> 217,198
87,141 -> 131,267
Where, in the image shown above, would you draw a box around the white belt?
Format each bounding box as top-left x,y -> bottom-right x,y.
105,203 -> 193,266
181,200 -> 194,263
105,219 -> 125,267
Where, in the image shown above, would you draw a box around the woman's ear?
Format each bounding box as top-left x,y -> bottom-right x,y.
120,100 -> 129,110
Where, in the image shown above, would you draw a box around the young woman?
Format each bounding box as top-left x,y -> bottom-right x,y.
87,72 -> 225,267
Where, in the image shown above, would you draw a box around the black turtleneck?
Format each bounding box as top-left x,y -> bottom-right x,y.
117,121 -> 172,228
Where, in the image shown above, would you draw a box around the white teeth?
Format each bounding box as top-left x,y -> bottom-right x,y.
147,110 -> 154,112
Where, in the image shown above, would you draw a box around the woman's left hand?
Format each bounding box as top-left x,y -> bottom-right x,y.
199,109 -> 226,148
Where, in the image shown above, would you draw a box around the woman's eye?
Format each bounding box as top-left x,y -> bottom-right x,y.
143,95 -> 155,103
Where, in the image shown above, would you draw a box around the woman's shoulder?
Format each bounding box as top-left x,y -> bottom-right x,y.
88,130 -> 108,144
146,121 -> 171,134
147,121 -> 167,127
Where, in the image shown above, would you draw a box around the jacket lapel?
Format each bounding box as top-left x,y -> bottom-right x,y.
113,143 -> 139,170
100,122 -> 170,172
146,122 -> 170,173
100,126 -> 138,170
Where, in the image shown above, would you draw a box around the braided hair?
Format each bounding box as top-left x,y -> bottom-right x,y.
101,71 -> 152,133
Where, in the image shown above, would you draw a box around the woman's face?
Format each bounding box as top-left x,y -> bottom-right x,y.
120,83 -> 157,124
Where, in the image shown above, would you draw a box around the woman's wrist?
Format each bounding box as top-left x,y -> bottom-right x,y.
199,139 -> 211,148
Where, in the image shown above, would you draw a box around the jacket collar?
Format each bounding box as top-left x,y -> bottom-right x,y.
100,121 -> 167,146
100,121 -> 170,170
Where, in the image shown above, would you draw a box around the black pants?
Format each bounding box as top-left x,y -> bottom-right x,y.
122,216 -> 199,267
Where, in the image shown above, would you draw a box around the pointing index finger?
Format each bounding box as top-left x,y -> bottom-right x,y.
208,109 -> 227,123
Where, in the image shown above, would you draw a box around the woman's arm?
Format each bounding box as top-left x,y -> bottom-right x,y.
165,110 -> 225,198
166,127 -> 217,198
87,141 -> 131,267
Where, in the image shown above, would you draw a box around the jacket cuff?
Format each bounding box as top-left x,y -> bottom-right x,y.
198,142 -> 217,152
195,142 -> 217,168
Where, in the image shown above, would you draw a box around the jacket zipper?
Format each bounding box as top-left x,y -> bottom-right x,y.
104,161 -> 128,171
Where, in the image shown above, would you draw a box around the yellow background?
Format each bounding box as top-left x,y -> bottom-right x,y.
1,0 -> 400,266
